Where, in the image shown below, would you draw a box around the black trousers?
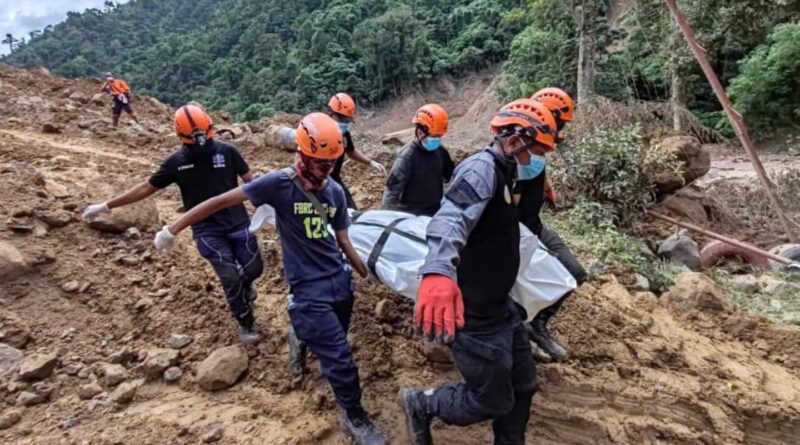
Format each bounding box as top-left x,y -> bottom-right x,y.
428,308 -> 538,445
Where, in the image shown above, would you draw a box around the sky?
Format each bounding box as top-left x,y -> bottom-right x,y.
0,0 -> 129,55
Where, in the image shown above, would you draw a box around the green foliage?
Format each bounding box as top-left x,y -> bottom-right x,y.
6,0 -> 523,120
729,23 -> 800,135
550,125 -> 682,225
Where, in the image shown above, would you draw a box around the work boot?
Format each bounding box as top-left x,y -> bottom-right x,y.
248,283 -> 258,302
340,408 -> 387,445
526,318 -> 567,361
398,388 -> 433,445
238,322 -> 262,345
287,326 -> 308,376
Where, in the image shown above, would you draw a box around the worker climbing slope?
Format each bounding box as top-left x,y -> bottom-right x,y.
100,72 -> 141,128
516,87 -> 587,361
382,104 -> 455,216
326,92 -> 387,209
153,113 -> 387,445
398,99 -> 558,445
82,104 -> 264,344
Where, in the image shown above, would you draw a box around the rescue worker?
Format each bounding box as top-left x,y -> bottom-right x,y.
153,113 -> 387,445
398,99 -> 558,445
382,104 -> 455,216
516,88 -> 587,361
100,72 -> 140,127
82,104 -> 263,344
327,92 -> 387,209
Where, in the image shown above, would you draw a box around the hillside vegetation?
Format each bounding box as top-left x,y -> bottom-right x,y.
4,0 -> 800,136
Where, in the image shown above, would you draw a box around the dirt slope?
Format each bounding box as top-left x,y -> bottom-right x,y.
1,65 -> 799,445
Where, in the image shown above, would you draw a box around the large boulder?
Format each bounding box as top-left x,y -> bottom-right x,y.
0,241 -> 29,283
648,136 -> 711,193
657,195 -> 708,226
664,272 -> 729,313
18,353 -> 59,381
197,346 -> 248,391
658,230 -> 701,271
85,176 -> 159,233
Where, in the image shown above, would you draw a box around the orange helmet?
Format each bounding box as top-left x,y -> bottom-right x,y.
532,88 -> 575,123
412,104 -> 448,136
328,93 -> 356,119
490,98 -> 557,150
174,104 -> 215,145
296,112 -> 344,160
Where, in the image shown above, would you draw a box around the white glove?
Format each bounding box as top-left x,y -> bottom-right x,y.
82,202 -> 109,221
154,226 -> 176,251
370,160 -> 387,175
248,205 -> 276,234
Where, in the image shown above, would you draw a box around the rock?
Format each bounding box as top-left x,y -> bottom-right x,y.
120,256 -> 141,267
96,363 -> 128,387
375,299 -> 393,322
168,334 -> 193,350
649,136 -> 711,193
110,379 -> 143,404
163,367 -> 182,383
124,227 -> 142,240
759,275 -> 800,297
422,343 -> 453,364
107,348 -> 137,365
201,422 -> 224,443
134,297 -> 154,312
626,274 -> 650,292
91,93 -> 106,104
19,353 -> 59,381
658,196 -> 708,226
0,312 -> 32,348
78,382 -> 103,400
658,230 -> 701,271
0,343 -> 24,376
143,349 -> 180,379
61,280 -> 81,293
85,176 -> 159,233
42,123 -> 63,134
0,241 -> 29,283
16,390 -> 46,407
63,363 -> 82,375
40,211 -> 73,228
61,417 -> 80,429
69,91 -> 89,104
197,346 -> 248,391
730,274 -> 759,293
664,272 -> 729,313
0,410 -> 22,430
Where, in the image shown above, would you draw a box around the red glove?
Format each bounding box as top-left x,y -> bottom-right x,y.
415,274 -> 465,343
544,187 -> 556,209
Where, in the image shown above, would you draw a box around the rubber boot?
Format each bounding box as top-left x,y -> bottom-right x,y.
526,314 -> 567,361
340,407 -> 387,445
287,326 -> 308,376
112,114 -> 120,127
238,323 -> 262,345
398,389 -> 433,445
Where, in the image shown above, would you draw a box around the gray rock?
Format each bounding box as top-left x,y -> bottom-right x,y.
96,363 -> 128,387
0,409 -> 22,430
19,353 -> 59,381
626,274 -> 650,292
0,343 -> 24,376
375,299 -> 393,322
16,390 -> 46,406
163,367 -> 182,383
63,363 -> 82,376
658,230 -> 701,271
168,334 -> 193,350
0,312 -> 32,348
85,176 -> 159,233
124,227 -> 142,240
61,417 -> 80,429
107,348 -> 137,366
143,349 -> 180,379
197,346 -> 248,391
759,275 -> 800,297
61,280 -> 81,293
729,274 -> 759,293
110,379 -> 143,404
78,382 -> 103,400
201,422 -> 224,443
0,240 -> 29,283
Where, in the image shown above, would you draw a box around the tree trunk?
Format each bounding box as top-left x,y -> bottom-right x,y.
577,0 -> 597,103
669,13 -> 686,131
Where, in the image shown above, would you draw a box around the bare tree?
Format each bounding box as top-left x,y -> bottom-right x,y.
577,0 -> 598,103
668,13 -> 687,131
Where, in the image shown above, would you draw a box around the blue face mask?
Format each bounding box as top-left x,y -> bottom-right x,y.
517,154 -> 546,180
422,137 -> 441,151
338,123 -> 350,134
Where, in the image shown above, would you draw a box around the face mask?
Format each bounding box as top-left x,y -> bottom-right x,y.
338,123 -> 350,134
516,154 -> 546,180
423,137 -> 441,151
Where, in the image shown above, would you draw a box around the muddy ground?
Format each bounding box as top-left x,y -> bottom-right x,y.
1,65 -> 799,445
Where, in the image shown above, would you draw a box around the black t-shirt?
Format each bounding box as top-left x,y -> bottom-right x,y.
330,131 -> 355,182
149,139 -> 250,238
513,168 -> 546,236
